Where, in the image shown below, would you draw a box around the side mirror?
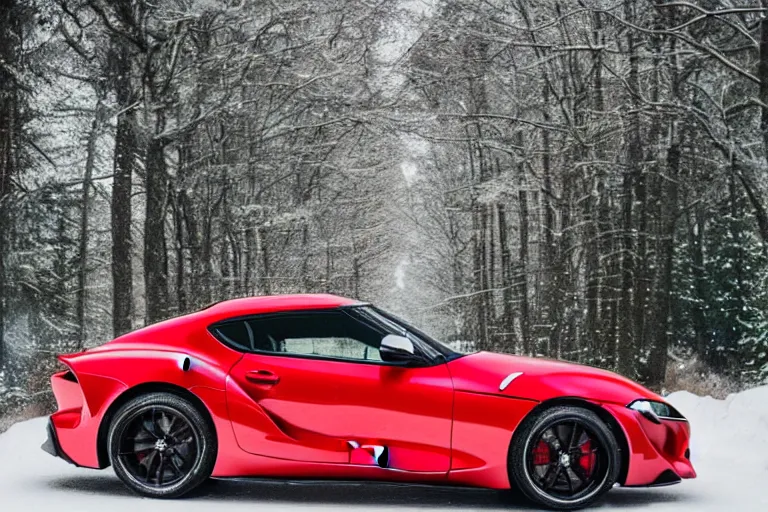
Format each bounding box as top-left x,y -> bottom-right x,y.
380,334 -> 422,365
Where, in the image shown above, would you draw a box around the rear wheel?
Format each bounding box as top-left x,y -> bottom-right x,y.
508,406 -> 620,510
107,392 -> 216,498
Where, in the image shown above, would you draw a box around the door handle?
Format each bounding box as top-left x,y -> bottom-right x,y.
245,370 -> 280,385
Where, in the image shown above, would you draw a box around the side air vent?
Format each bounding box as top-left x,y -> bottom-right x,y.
62,371 -> 78,383
376,446 -> 390,469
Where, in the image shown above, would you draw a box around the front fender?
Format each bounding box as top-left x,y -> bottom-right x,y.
517,372 -> 662,406
447,352 -> 661,406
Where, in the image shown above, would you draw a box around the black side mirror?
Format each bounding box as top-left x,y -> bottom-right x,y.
380,334 -> 423,365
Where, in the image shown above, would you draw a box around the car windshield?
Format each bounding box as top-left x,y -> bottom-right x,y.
351,306 -> 466,362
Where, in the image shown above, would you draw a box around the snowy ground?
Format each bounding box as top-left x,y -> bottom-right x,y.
1,388 -> 767,511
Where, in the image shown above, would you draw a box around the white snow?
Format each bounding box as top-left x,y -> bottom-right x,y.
0,387 -> 766,511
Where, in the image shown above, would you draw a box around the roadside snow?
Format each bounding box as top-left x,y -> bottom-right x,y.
0,388 -> 766,511
666,386 -> 768,484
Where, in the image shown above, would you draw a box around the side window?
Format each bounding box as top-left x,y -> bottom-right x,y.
211,321 -> 253,351
282,338 -> 382,361
247,311 -> 384,362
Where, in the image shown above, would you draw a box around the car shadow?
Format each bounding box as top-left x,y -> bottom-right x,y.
48,474 -> 690,510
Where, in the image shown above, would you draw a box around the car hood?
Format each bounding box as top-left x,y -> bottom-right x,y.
447,351 -> 662,406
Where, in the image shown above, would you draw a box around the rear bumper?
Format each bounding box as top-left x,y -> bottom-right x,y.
41,418 -> 78,467
47,369 -> 127,469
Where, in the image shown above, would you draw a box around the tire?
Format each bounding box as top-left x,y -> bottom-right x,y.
107,392 -> 217,499
508,406 -> 620,510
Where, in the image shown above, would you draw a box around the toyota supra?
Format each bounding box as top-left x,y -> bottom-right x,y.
42,294 -> 695,509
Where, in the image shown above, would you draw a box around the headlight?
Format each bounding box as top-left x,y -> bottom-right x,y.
628,399 -> 686,424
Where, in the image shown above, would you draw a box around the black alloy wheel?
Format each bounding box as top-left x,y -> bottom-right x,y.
509,406 -> 620,510
118,407 -> 198,486
108,392 -> 216,498
527,421 -> 606,500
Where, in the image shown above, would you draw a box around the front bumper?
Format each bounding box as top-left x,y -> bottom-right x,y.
605,403 -> 696,486
41,418 -> 78,466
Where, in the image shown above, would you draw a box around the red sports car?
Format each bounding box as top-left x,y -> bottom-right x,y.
42,294 -> 695,510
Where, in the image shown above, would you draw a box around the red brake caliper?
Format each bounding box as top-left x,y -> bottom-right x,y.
580,439 -> 595,475
533,440 -> 551,465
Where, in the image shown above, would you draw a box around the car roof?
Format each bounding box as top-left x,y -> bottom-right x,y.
97,294 -> 362,352
203,293 -> 361,321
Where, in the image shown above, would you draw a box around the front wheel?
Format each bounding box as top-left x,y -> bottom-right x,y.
508,406 -> 620,510
107,392 -> 217,498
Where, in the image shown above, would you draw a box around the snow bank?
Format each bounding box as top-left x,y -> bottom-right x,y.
667,386 -> 768,471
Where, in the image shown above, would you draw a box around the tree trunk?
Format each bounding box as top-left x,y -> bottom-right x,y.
301,224 -> 311,291
686,205 -> 708,358
635,19 -> 666,364
177,168 -> 204,308
144,135 -> 170,324
518,189 -> 531,354
172,145 -> 188,313
352,240 -> 361,298
541,92 -> 558,358
760,12 -> 768,206
467,123 -> 488,349
648,144 -> 680,387
590,10 -> 615,363
111,43 -> 136,337
479,202 -> 490,344
618,169 -> 636,376
497,202 -> 517,352
0,0 -> 22,369
75,105 -> 101,351
0,190 -> 6,371
551,139 -> 573,360
259,226 -> 271,295
618,0 -> 640,376
325,239 -> 332,293
728,159 -> 744,339
173,190 -> 186,313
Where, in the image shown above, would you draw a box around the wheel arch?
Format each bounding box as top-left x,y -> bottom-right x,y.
510,396 -> 630,486
96,382 -> 217,469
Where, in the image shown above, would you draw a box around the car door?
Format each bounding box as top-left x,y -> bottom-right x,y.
217,309 -> 454,473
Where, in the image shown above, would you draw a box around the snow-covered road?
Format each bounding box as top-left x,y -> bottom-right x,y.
1,387 -> 766,511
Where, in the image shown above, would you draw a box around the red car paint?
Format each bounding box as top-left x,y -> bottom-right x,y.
48,293 -> 695,490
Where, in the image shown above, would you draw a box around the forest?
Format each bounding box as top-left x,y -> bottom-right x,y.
2,0 -> 768,422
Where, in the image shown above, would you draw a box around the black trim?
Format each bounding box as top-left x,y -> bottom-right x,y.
649,470 -> 682,487
41,419 -> 78,466
657,417 -> 689,423
623,469 -> 681,488
339,302 -> 371,309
